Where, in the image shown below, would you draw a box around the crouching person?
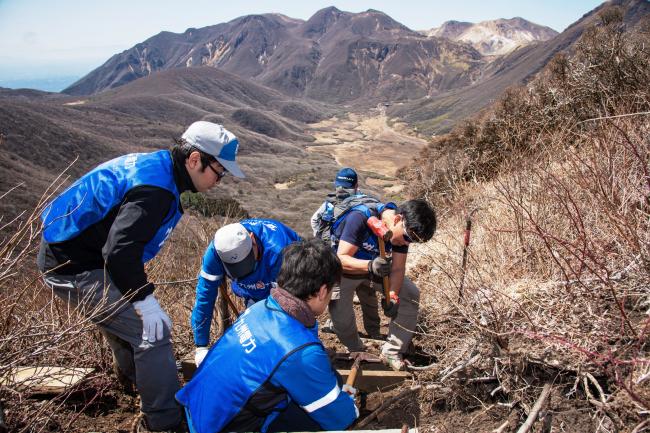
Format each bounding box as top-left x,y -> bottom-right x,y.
192,219 -> 301,366
176,239 -> 358,433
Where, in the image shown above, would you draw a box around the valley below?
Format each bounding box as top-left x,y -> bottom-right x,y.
307,105 -> 428,198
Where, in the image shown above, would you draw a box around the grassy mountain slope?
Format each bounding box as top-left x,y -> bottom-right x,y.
0,67 -> 344,234
398,6 -> 649,429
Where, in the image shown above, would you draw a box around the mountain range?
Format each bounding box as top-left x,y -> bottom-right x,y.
1,0 -> 648,233
64,7 -> 487,102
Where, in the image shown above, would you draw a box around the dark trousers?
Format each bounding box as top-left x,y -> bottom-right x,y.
42,270 -> 182,430
267,401 -> 322,432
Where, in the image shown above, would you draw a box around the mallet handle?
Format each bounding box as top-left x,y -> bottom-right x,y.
219,281 -> 240,317
346,358 -> 362,387
377,237 -> 391,300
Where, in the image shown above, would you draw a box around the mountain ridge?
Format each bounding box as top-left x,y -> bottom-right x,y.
62,7 -> 485,102
425,17 -> 558,56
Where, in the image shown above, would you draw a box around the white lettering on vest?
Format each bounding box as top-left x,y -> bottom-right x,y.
234,309 -> 257,353
124,154 -> 138,169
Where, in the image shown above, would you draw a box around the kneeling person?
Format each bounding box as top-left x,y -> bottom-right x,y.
191,219 -> 301,365
177,239 -> 359,433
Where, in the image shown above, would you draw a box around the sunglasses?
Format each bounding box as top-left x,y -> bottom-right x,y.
207,163 -> 228,180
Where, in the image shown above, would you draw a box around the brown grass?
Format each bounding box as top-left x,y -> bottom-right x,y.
400,9 -> 650,431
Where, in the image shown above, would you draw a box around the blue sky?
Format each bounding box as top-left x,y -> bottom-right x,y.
0,0 -> 604,82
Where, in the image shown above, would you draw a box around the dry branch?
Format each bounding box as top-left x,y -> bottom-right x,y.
515,383 -> 552,433
356,385 -> 422,428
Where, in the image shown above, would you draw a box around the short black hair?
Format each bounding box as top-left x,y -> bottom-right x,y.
277,239 -> 342,301
171,138 -> 216,172
398,199 -> 437,243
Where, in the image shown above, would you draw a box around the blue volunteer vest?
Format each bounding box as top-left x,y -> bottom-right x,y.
230,219 -> 300,300
331,202 -> 397,260
41,150 -> 182,262
177,297 -> 321,433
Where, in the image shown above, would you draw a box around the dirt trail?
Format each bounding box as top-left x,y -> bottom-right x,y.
307,107 -> 428,197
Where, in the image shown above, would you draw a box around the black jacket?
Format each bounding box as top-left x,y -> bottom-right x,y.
37,150 -> 195,302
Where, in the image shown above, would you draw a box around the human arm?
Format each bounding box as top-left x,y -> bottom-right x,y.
336,212 -> 391,277
270,344 -> 358,430
310,203 -> 327,237
336,240 -> 370,275
103,186 -> 176,301
191,245 -> 225,347
335,212 -> 375,275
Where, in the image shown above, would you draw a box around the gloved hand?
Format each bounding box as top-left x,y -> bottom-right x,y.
132,294 -> 172,343
349,351 -> 381,363
382,291 -> 400,319
195,346 -> 209,366
342,383 -> 357,397
368,256 -> 392,279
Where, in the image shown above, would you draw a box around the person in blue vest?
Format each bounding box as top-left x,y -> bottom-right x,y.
328,199 -> 437,371
177,239 -> 359,433
191,219 -> 301,366
37,121 -> 244,432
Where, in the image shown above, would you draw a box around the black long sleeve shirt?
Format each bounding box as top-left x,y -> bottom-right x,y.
37,150 -> 196,302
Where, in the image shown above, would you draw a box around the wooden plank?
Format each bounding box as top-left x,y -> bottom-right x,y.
338,368 -> 411,392
181,359 -> 410,391
0,366 -> 94,394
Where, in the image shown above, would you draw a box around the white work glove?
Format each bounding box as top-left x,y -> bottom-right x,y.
195,346 -> 209,366
132,294 -> 172,343
342,384 -> 357,397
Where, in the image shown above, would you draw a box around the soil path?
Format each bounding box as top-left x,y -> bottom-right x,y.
307,106 -> 428,196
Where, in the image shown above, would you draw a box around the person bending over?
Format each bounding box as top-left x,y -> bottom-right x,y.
191,219 -> 301,366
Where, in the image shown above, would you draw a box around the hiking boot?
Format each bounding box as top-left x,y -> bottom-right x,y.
381,353 -> 406,371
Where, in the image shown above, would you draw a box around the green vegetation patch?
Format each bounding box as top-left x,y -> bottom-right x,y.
181,192 -> 249,219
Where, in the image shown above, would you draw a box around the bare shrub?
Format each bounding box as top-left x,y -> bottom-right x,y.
405,12 -> 650,430
0,163 -> 119,431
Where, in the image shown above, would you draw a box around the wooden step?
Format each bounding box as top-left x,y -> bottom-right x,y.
181,359 -> 410,392
338,368 -> 411,392
0,366 -> 94,394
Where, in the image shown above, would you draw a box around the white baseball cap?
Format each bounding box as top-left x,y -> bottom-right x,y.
182,121 -> 245,178
213,223 -> 256,279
